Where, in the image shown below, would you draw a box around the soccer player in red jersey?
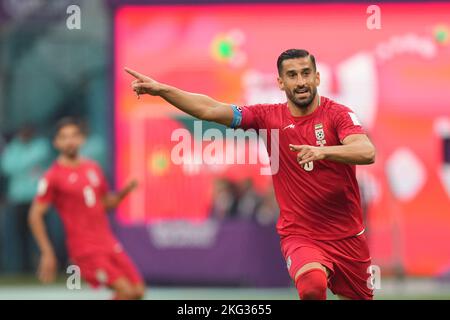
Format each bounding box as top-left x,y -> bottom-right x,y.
125,48 -> 376,300
29,118 -> 145,300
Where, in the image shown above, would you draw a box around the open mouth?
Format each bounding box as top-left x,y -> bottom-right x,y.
294,87 -> 309,96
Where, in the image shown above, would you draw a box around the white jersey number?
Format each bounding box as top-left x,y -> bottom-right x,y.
303,161 -> 314,172
83,186 -> 96,207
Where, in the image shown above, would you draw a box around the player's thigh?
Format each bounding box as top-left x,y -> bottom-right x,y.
73,255 -> 112,288
111,250 -> 144,285
281,236 -> 334,282
326,235 -> 373,300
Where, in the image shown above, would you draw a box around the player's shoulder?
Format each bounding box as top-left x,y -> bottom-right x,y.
82,158 -> 101,169
81,157 -> 97,166
39,161 -> 59,183
43,161 -> 59,176
322,96 -> 354,114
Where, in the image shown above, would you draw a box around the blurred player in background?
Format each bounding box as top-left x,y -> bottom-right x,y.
125,48 -> 376,300
28,118 -> 145,300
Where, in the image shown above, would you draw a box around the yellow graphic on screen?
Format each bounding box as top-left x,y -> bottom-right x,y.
148,149 -> 170,176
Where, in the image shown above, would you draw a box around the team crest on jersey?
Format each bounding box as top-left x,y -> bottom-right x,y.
87,169 -> 100,187
314,123 -> 326,146
69,173 -> 78,183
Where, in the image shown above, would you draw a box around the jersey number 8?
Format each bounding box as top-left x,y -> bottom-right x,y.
303,161 -> 314,172
83,186 -> 96,207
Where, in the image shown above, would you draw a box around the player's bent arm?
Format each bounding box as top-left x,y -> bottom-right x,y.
102,180 -> 138,211
102,193 -> 119,211
102,192 -> 128,211
28,201 -> 55,255
323,134 -> 376,165
28,201 -> 58,283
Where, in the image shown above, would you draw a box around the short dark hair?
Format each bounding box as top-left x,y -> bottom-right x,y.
54,117 -> 85,137
277,49 -> 316,75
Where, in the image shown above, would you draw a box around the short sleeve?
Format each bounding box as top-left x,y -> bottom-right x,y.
333,106 -> 366,142
238,104 -> 268,130
35,172 -> 56,204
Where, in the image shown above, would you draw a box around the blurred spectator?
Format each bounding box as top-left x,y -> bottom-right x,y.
0,134 -> 4,155
0,132 -> 6,202
210,178 -> 235,220
357,172 -> 371,239
255,185 -> 279,226
235,178 -> 261,220
0,132 -> 6,272
210,177 -> 279,225
0,125 -> 51,273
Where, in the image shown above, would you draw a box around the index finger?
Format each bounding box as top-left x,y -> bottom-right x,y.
289,144 -> 304,152
124,67 -> 147,80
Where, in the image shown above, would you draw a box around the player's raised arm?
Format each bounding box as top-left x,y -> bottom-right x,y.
102,179 -> 138,210
28,201 -> 58,283
124,68 -> 235,127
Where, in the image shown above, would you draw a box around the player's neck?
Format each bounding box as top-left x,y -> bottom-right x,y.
288,94 -> 320,117
58,155 -> 82,167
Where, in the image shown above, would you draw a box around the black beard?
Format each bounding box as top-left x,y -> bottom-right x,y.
63,150 -> 79,159
291,87 -> 317,109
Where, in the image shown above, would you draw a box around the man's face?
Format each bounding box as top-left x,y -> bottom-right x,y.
277,57 -> 320,109
54,125 -> 84,158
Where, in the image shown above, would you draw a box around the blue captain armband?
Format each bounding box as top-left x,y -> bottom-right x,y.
230,104 -> 242,128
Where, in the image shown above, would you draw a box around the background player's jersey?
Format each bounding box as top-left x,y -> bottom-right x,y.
239,96 -> 366,240
35,159 -> 120,258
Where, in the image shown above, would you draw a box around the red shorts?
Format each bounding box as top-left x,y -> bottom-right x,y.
73,249 -> 143,288
280,233 -> 373,300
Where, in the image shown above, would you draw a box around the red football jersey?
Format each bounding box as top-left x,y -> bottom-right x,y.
239,96 -> 366,240
35,159 -> 120,258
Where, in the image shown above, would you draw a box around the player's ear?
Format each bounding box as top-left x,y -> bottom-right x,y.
277,76 -> 285,91
315,71 -> 320,87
